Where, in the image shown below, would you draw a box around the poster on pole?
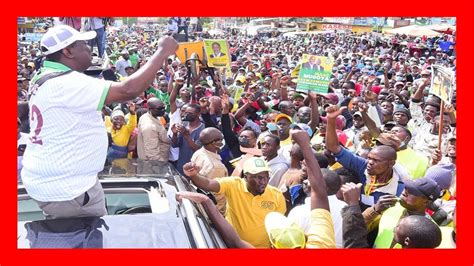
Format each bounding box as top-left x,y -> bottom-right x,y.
175,41 -> 205,64
430,65 -> 455,104
203,39 -> 231,68
296,54 -> 334,93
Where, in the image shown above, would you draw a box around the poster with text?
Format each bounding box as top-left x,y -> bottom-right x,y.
430,65 -> 455,104
203,39 -> 231,68
296,54 -> 334,93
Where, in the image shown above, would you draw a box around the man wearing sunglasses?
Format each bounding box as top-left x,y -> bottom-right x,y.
191,127 -> 228,214
137,97 -> 170,161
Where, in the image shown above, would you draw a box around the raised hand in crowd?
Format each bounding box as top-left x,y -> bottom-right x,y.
341,182 -> 363,206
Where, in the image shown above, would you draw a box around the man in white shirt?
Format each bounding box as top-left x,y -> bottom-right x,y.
343,112 -> 368,150
167,18 -> 178,34
22,25 -> 178,219
288,168 -> 347,248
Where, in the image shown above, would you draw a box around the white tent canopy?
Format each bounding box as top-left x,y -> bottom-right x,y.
424,24 -> 456,32
385,25 -> 442,38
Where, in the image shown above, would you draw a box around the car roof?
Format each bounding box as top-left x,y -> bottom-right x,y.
18,213 -> 192,248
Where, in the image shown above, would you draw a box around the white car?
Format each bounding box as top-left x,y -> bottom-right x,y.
17,159 -> 226,248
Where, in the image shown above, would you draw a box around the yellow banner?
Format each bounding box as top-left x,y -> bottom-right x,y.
203,39 -> 231,68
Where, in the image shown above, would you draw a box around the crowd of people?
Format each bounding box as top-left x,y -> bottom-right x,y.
17,17 -> 456,249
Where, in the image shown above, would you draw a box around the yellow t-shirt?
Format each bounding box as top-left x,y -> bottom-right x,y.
107,114 -> 137,147
329,162 -> 343,171
217,176 -> 286,248
397,147 -> 429,179
374,203 -> 405,248
306,209 -> 336,248
280,135 -> 293,147
105,115 -> 112,129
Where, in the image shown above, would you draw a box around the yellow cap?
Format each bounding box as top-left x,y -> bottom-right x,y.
274,113 -> 293,123
265,212 -> 306,249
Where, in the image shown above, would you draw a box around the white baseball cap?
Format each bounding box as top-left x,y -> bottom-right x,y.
40,25 -> 97,55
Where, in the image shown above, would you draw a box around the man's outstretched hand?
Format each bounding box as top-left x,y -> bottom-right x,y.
156,36 -> 179,57
183,162 -> 201,178
176,191 -> 209,204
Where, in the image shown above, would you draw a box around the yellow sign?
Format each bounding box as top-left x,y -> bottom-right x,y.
203,39 -> 231,68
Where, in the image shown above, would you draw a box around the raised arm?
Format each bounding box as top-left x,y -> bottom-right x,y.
279,76 -> 290,101
183,162 -> 220,193
255,96 -> 269,113
167,66 -> 175,94
169,77 -> 184,114
325,105 -> 345,154
344,67 -> 357,84
200,97 -> 218,128
411,78 -> 430,102
383,69 -> 390,89
291,130 -> 329,211
271,72 -> 280,90
393,87 -> 410,108
221,94 -> 240,156
308,92 -> 320,132
364,90 -> 384,127
106,37 -> 178,105
175,192 -> 253,248
214,71 -> 230,96
359,102 -> 382,138
125,103 -> 137,133
234,100 -> 252,125
340,183 -> 369,248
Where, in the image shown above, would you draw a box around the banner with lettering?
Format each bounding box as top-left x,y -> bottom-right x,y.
296,54 -> 334,93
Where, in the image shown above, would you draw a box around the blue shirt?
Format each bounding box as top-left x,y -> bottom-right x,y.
334,148 -> 404,203
334,148 -> 368,185
438,40 -> 454,52
172,123 -> 205,175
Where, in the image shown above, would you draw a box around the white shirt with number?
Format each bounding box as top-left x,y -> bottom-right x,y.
22,61 -> 112,202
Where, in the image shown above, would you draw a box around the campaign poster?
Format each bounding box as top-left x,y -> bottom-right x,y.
175,41 -> 205,64
296,54 -> 334,93
203,39 -> 231,68
430,65 -> 455,104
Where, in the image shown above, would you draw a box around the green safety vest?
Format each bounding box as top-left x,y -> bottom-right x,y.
374,202 -> 405,249
374,202 -> 437,248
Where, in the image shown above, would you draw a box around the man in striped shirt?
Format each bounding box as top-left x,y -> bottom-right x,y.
22,25 -> 178,219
